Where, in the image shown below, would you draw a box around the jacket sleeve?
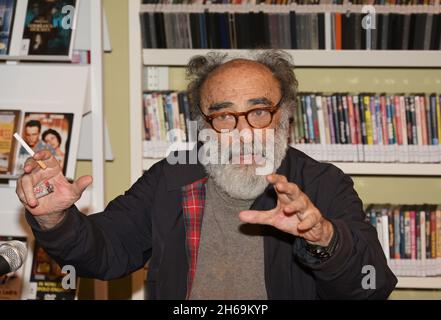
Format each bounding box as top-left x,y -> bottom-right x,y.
294,166 -> 398,299
25,161 -> 163,281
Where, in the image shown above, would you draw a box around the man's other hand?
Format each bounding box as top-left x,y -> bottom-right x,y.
16,150 -> 92,228
239,174 -> 334,246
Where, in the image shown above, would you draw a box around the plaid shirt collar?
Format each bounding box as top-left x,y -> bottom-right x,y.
181,177 -> 208,299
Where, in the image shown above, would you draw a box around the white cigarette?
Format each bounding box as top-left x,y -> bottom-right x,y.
14,133 -> 47,169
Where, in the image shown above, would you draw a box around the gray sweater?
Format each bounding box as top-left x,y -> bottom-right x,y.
190,178 -> 267,300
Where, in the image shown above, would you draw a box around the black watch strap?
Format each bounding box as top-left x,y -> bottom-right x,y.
305,222 -> 339,261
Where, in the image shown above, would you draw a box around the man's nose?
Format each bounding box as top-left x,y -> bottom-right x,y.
236,115 -> 252,132
236,116 -> 254,143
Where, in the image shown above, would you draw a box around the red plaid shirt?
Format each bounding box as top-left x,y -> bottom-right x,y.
181,177 -> 208,299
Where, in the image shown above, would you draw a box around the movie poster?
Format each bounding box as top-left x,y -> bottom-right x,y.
28,242 -> 76,300
15,112 -> 73,176
0,109 -> 20,175
0,236 -> 28,300
21,0 -> 77,56
0,0 -> 16,55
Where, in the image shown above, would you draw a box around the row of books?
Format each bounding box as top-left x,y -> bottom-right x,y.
0,110 -> 73,177
143,91 -> 199,157
366,204 -> 441,277
0,0 -> 77,57
140,9 -> 441,50
141,0 -> 438,5
143,91 -> 194,140
292,93 -> 441,163
143,91 -> 441,164
0,236 -> 76,300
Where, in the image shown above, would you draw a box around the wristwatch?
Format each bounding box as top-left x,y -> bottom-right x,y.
305,223 -> 340,261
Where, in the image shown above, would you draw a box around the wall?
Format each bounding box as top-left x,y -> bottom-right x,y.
76,0 -> 132,300
77,1 -> 441,299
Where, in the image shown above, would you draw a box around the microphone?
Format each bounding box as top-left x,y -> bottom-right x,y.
0,241 -> 27,277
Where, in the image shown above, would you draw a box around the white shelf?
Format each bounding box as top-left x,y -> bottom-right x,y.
143,49 -> 441,67
331,162 -> 441,176
140,156 -> 441,176
142,158 -> 162,171
0,185 -> 94,236
397,277 -> 441,290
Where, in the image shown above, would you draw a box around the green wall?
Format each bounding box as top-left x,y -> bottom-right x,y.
76,0 -> 132,300
76,1 -> 441,299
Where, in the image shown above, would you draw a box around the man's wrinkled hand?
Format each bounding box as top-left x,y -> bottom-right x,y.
239,174 -> 334,246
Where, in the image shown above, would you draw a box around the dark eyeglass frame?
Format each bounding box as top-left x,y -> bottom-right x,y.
198,99 -> 283,133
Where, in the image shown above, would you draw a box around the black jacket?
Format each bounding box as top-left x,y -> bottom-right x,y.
26,147 -> 397,299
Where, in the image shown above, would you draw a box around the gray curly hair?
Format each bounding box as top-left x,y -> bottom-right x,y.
186,50 -> 299,129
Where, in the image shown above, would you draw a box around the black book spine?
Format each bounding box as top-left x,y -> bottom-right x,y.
159,12 -> 168,49
337,94 -> 347,144
189,13 -> 200,49
358,95 -> 367,145
376,14 -> 383,50
289,11 -> 297,49
204,10 -> 214,49
341,13 -> 350,49
318,13 -> 325,50
140,13 -> 148,49
408,13 -> 417,50
262,13 -> 270,49
235,13 -> 243,49
242,13 -> 251,49
414,14 -> 427,50
332,95 -> 341,144
430,13 -> 440,50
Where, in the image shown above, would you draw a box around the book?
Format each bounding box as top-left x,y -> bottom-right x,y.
21,0 -> 77,57
15,112 -> 74,176
0,109 -> 20,176
0,0 -> 16,55
27,241 -> 76,300
0,235 -> 28,300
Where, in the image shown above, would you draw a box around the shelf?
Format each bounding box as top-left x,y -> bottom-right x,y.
330,162 -> 441,176
397,277 -> 441,290
142,158 -> 163,171
0,185 -> 94,236
141,153 -> 441,175
143,49 -> 441,67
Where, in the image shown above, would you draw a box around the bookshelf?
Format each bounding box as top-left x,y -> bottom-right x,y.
129,0 -> 441,298
0,0 -> 108,300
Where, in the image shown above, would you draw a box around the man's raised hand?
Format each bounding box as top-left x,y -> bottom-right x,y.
16,150 -> 92,218
239,174 -> 334,246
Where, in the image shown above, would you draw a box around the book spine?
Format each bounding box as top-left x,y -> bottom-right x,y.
437,206 -> 441,259
364,95 -> 373,145
405,210 -> 411,259
426,210 -> 432,259
431,209 -> 437,259
410,209 -> 416,260
394,207 -> 401,259
394,95 -> 403,146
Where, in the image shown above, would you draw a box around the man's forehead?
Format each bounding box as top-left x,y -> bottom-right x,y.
201,59 -> 279,103
209,59 -> 273,80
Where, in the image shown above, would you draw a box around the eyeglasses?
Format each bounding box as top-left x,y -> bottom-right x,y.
199,99 -> 282,133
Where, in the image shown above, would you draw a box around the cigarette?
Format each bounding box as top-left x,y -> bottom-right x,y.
13,133 -> 47,170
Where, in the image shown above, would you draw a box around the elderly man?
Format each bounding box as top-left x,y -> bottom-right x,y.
17,50 -> 397,300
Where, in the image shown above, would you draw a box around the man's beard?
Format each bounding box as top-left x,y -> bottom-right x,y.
201,117 -> 289,200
